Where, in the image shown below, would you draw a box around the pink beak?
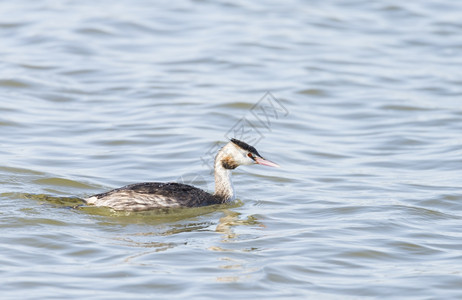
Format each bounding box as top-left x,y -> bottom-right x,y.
255,156 -> 280,168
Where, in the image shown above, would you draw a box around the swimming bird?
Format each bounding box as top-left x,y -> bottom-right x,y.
84,138 -> 279,211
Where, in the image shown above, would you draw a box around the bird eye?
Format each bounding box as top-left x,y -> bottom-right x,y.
247,153 -> 254,160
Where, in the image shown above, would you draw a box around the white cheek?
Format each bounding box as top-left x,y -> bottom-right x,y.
234,155 -> 250,166
243,155 -> 256,165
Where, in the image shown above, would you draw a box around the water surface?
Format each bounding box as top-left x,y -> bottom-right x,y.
1,0 -> 462,299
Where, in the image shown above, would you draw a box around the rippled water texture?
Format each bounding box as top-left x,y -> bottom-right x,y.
1,1 -> 462,299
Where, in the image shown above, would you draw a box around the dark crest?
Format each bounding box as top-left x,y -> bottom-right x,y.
230,138 -> 261,157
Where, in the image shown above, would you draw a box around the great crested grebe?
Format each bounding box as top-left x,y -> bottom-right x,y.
85,138 -> 279,211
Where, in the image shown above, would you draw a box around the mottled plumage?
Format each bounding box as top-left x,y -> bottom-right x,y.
86,182 -> 221,211
84,139 -> 278,211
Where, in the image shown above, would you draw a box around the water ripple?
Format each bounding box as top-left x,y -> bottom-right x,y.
1,0 -> 462,299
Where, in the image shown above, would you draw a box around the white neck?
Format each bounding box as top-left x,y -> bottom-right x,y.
213,144 -> 235,202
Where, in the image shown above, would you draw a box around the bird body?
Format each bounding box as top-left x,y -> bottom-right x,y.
85,139 -> 278,211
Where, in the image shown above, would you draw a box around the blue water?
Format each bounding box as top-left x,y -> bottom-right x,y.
1,1 -> 462,299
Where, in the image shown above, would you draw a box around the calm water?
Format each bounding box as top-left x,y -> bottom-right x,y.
1,0 -> 462,299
